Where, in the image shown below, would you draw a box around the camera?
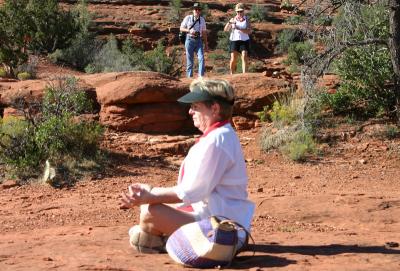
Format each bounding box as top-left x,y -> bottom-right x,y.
193,31 -> 200,38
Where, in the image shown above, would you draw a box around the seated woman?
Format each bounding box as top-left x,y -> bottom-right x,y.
120,78 -> 255,253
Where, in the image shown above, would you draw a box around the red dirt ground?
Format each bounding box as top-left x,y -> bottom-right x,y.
1,125 -> 400,271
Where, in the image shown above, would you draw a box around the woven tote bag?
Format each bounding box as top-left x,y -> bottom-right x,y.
166,216 -> 245,268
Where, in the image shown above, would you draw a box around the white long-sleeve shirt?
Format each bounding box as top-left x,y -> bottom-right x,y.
174,123 -> 255,230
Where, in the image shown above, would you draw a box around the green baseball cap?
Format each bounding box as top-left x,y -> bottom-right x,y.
178,88 -> 234,105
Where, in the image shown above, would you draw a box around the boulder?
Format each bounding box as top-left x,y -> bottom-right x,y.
100,103 -> 194,133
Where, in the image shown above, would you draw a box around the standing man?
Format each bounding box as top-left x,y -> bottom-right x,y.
180,2 -> 208,78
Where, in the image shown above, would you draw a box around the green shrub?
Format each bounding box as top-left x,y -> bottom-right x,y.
280,0 -> 296,11
284,41 -> 316,66
384,125 -> 400,139
320,2 -> 395,118
87,35 -> 133,73
216,30 -> 230,51
270,100 -> 298,127
0,67 -> 6,77
169,0 -> 183,22
17,72 -> 32,80
0,0 -> 93,76
281,129 -> 316,161
0,77 -> 104,182
26,0 -> 79,53
276,29 -> 304,54
0,0 -> 31,76
285,15 -> 303,25
136,22 -> 153,31
142,41 -> 173,74
199,3 -> 210,20
249,4 -> 268,22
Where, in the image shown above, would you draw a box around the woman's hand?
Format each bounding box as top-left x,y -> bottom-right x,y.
119,183 -> 152,209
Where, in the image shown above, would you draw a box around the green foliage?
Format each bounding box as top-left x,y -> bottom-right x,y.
142,41 -> 178,75
136,22 -> 153,30
285,15 -> 303,25
257,106 -> 270,122
281,130 -> 316,161
216,30 -> 230,51
260,91 -> 317,161
276,29 -> 304,54
384,125 -> 400,139
169,0 -> 183,22
26,0 -> 78,53
329,45 -> 394,117
0,0 -> 92,75
0,68 -> 6,77
0,0 -> 31,76
270,101 -> 297,127
0,77 -> 103,182
88,37 -> 179,76
17,72 -> 32,80
249,4 -> 268,22
48,0 -> 100,71
199,3 -> 210,20
317,2 -> 395,117
88,35 -> 133,73
280,0 -> 296,11
284,41 -> 316,66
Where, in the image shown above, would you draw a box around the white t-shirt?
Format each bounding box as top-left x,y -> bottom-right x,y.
229,16 -> 250,41
180,15 -> 206,37
174,123 -> 255,231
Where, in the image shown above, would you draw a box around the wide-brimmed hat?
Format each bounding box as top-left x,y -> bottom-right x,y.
193,2 -> 202,9
235,3 -> 245,12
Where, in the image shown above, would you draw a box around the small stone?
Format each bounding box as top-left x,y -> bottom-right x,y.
385,241 -> 399,248
43,257 -> 53,261
293,175 -> 301,179
257,187 -> 264,193
358,159 -> 367,164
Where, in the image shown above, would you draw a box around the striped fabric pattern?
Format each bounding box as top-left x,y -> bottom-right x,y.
166,217 -> 238,268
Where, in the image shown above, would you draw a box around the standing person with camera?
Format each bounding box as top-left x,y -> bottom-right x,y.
180,2 -> 208,78
224,3 -> 252,74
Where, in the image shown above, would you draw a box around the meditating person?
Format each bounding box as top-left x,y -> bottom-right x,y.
120,78 -> 255,253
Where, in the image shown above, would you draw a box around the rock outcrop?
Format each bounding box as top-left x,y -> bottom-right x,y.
1,71 -> 290,133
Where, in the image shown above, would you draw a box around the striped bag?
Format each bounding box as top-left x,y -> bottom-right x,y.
166,216 -> 248,268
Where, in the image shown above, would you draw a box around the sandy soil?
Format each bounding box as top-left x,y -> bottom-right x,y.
1,126 -> 400,271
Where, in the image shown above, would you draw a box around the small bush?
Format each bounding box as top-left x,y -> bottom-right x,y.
17,72 -> 32,80
168,0 -> 183,23
136,22 -> 153,31
284,41 -> 316,67
216,30 -> 230,51
0,77 -> 104,183
87,35 -> 133,73
281,130 -> 316,161
249,4 -> 268,22
384,125 -> 400,139
16,55 -> 38,78
144,41 -> 179,75
285,15 -> 303,25
0,68 -> 6,77
276,29 -> 304,54
280,0 -> 296,11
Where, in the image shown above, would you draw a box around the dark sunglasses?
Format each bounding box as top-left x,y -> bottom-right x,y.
194,8 -> 202,11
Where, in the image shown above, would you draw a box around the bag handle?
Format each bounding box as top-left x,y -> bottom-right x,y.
212,216 -> 256,262
188,15 -> 201,31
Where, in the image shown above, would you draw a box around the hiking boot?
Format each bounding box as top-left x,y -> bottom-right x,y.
128,225 -> 167,254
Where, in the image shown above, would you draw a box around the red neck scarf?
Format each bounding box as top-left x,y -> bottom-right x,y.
195,120 -> 230,143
